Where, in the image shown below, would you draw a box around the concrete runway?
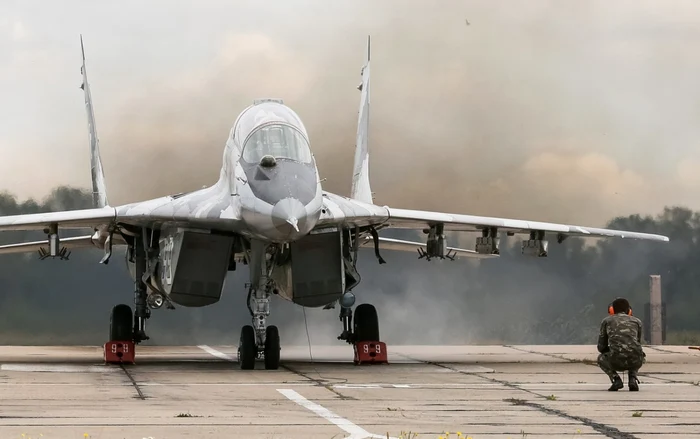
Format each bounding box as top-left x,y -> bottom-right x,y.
0,345 -> 698,439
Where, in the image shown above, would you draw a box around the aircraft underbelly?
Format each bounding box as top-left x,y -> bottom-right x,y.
271,229 -> 345,307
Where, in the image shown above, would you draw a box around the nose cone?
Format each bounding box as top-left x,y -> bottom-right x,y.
272,197 -> 312,239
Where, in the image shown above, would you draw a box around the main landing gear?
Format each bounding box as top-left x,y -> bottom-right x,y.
353,303 -> 380,342
110,304 -> 133,342
338,296 -> 387,365
105,235 -> 152,365
105,299 -> 150,364
105,303 -> 137,364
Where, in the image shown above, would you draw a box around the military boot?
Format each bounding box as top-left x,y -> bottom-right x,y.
628,374 -> 639,391
608,374 -> 623,391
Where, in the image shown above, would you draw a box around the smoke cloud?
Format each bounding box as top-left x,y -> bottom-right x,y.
3,1 -> 700,221
1,1 -> 699,347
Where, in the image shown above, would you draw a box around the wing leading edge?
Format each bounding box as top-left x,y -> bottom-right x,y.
384,207 -> 669,241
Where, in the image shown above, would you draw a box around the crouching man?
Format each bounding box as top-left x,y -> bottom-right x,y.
597,297 -> 646,391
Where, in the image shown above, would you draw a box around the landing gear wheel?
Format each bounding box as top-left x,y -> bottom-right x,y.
238,325 -> 257,370
264,325 -> 281,370
353,304 -> 379,342
110,304 -> 133,342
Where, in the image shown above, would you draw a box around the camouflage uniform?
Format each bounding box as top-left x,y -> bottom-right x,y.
597,313 -> 646,381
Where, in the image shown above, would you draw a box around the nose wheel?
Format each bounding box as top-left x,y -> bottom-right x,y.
238,325 -> 280,370
264,326 -> 281,370
238,325 -> 256,369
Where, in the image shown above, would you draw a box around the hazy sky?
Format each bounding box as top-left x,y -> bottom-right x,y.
2,0 -> 700,226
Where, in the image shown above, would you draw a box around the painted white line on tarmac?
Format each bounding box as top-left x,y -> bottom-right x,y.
335,384 -> 382,389
4,381 -> 680,388
0,364 -> 118,373
197,345 -> 236,361
277,388 -> 398,439
330,382 -> 683,389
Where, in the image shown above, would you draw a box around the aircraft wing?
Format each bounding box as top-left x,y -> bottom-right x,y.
363,236 -> 497,259
0,207 -> 116,231
318,193 -> 669,242
0,191 -> 251,259
383,207 -> 670,241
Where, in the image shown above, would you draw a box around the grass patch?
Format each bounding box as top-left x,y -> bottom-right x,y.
505,398 -> 527,405
175,412 -> 201,418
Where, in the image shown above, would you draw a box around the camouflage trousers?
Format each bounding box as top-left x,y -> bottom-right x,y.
597,352 -> 645,380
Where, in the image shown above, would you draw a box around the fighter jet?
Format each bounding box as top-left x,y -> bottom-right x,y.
0,36 -> 669,369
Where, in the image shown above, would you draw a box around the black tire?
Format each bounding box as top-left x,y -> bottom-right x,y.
264,325 -> 281,370
353,303 -> 380,342
238,325 -> 257,370
109,304 -> 133,342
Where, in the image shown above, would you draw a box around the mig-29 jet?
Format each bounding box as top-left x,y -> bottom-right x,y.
0,37 -> 669,369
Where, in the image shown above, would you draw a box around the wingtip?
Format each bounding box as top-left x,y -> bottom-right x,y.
80,34 -> 85,61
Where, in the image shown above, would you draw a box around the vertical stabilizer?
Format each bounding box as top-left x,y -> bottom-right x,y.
350,36 -> 373,205
80,35 -> 109,208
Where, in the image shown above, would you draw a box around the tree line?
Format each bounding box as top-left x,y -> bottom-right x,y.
0,186 -> 696,345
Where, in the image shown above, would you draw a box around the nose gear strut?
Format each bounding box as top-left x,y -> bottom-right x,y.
237,240 -> 281,370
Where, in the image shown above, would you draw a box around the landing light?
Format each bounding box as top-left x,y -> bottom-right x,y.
147,293 -> 165,309
340,292 -> 356,309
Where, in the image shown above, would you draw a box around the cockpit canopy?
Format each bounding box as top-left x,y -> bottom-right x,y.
233,101 -> 313,165
242,123 -> 312,164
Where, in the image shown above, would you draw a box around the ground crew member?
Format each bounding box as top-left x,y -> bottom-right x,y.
597,297 -> 646,391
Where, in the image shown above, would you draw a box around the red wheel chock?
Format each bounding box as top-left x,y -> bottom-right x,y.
104,341 -> 135,364
353,341 -> 388,365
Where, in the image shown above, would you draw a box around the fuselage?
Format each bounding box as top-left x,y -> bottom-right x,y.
225,99 -> 323,243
